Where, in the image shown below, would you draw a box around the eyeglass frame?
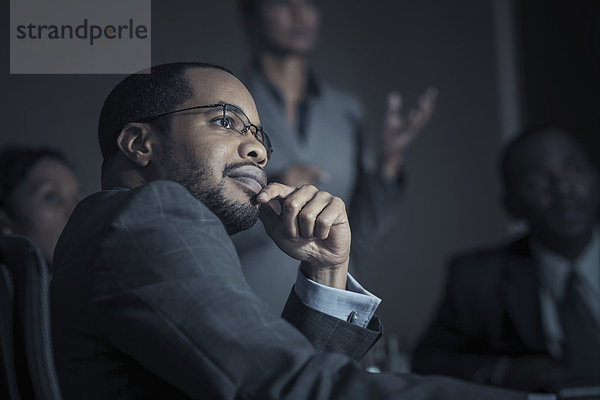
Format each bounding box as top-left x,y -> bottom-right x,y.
133,102 -> 273,158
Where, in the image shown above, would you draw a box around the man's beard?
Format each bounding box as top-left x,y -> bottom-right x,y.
162,149 -> 259,235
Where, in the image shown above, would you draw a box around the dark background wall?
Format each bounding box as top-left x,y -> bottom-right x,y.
3,0 -> 597,348
515,0 -> 600,168
517,0 -> 600,133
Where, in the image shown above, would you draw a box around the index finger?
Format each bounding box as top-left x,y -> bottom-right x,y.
256,182 -> 297,204
420,87 -> 438,109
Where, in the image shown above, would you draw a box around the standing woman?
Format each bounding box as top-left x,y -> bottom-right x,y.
233,0 -> 437,312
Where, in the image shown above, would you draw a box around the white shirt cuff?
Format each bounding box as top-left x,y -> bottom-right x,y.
293,268 -> 381,328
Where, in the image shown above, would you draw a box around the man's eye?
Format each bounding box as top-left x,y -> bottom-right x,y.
214,117 -> 236,130
524,176 -> 551,192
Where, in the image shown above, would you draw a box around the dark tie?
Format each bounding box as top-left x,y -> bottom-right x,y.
558,268 -> 600,382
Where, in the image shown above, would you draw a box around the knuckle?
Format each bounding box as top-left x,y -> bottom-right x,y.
316,192 -> 331,201
284,200 -> 300,212
332,196 -> 346,208
315,228 -> 328,239
300,210 -> 315,223
317,215 -> 333,227
302,184 -> 318,192
314,191 -> 332,202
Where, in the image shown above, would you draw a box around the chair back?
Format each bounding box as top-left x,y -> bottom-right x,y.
0,234 -> 63,400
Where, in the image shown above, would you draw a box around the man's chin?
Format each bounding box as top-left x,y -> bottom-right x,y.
178,178 -> 260,235
219,200 -> 260,236
224,212 -> 259,236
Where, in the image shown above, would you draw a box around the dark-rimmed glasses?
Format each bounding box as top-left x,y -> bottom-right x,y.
135,102 -> 273,158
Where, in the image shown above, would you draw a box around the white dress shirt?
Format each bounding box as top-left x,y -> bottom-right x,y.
294,268 -> 381,328
531,229 -> 600,357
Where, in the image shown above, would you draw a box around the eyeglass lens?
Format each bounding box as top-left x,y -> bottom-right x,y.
223,105 -> 272,156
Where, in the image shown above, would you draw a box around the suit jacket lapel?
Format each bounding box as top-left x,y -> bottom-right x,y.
503,238 -> 547,352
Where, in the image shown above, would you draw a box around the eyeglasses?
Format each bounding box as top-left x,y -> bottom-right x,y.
135,103 -> 273,159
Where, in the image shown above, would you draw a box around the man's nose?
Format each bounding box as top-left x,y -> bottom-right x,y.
239,136 -> 268,167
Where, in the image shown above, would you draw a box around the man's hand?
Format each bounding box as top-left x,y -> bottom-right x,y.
256,183 -> 350,289
380,87 -> 438,179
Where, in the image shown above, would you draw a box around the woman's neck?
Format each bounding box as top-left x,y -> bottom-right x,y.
257,52 -> 308,124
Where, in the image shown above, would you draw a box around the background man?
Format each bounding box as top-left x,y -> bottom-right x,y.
51,62 -> 523,399
413,127 -> 600,392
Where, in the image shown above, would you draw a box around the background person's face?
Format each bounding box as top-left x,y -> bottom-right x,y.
6,157 -> 83,263
505,131 -> 600,241
154,68 -> 269,234
257,0 -> 320,55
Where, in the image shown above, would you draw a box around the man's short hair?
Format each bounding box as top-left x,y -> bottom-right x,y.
0,145 -> 68,214
97,62 -> 235,163
499,125 -> 589,190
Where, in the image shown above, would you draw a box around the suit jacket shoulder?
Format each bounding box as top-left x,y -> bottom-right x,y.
443,237 -> 536,333
53,181 -> 390,399
412,236 -> 546,384
447,237 -> 532,298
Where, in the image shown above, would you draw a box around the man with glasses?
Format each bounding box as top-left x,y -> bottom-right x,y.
51,62 -> 525,399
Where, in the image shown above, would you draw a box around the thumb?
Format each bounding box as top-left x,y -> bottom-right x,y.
259,203 -> 282,239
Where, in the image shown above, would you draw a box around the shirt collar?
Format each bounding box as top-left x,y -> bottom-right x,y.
247,61 -> 322,105
531,228 -> 600,299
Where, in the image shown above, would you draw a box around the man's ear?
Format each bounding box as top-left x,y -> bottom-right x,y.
116,123 -> 157,167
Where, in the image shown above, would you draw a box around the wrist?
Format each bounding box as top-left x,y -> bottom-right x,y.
300,259 -> 349,289
380,154 -> 404,180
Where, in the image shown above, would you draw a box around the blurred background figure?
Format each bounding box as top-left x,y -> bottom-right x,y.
0,146 -> 83,267
412,127 -> 600,392
233,0 -> 437,312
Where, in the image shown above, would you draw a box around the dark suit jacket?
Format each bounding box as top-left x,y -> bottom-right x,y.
413,237 -> 599,391
51,181 -> 525,399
